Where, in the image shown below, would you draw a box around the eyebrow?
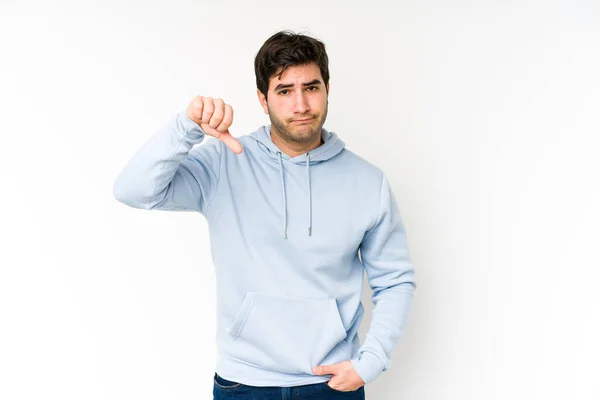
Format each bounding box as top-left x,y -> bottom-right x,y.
274,79 -> 322,91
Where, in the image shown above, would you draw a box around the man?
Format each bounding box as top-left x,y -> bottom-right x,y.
113,30 -> 416,399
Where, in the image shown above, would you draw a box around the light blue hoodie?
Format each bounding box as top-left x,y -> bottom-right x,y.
113,111 -> 416,387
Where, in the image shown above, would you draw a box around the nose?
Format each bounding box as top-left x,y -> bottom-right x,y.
292,91 -> 310,114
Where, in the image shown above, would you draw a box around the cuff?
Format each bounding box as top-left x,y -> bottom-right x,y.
176,111 -> 206,142
350,351 -> 387,385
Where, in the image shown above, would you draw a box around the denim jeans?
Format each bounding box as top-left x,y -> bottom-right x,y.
213,372 -> 366,399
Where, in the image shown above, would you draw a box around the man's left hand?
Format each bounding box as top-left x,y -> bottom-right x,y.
312,360 -> 366,392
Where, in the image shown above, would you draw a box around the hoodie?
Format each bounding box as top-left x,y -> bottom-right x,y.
113,111 -> 416,387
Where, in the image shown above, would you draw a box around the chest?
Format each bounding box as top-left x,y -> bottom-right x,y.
209,161 -> 378,255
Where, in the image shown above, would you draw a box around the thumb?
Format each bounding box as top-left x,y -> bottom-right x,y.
199,123 -> 243,154
313,364 -> 336,375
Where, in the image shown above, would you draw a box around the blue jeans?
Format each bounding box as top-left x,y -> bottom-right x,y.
213,372 -> 366,399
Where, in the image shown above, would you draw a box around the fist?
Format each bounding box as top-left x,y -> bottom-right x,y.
186,96 -> 242,154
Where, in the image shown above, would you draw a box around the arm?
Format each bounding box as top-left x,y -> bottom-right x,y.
113,111 -> 223,214
350,173 -> 417,385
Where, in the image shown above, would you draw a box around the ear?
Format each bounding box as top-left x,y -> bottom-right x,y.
326,81 -> 330,94
257,89 -> 269,114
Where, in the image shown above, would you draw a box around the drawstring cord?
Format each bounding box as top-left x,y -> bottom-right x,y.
307,153 -> 312,236
277,152 -> 288,239
277,151 -> 312,239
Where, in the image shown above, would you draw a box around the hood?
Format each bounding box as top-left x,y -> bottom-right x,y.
250,124 -> 345,239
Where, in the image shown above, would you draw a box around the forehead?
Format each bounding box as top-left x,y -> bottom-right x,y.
269,63 -> 323,90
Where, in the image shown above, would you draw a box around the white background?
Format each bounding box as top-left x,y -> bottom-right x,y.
1,1 -> 599,399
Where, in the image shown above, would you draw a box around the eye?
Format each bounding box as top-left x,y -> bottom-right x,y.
306,86 -> 318,91
278,89 -> 289,95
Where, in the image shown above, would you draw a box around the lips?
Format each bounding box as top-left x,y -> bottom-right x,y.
292,118 -> 314,123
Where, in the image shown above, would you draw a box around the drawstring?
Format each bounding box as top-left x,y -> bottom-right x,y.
307,153 -> 312,236
277,152 -> 288,239
277,151 -> 313,239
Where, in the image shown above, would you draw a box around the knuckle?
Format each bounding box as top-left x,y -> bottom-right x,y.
209,117 -> 222,128
193,96 -> 204,107
216,118 -> 230,131
202,108 -> 214,123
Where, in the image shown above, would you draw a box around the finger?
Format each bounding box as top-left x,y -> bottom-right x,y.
200,123 -> 243,154
189,96 -> 204,123
313,365 -> 334,375
209,98 -> 225,129
219,132 -> 243,154
216,104 -> 233,133
201,97 -> 214,124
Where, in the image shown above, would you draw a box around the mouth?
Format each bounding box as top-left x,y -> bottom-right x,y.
291,118 -> 314,124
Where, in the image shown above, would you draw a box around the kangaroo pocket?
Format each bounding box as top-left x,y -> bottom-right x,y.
226,292 -> 348,375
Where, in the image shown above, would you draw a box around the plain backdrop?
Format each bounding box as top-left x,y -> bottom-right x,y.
1,1 -> 599,399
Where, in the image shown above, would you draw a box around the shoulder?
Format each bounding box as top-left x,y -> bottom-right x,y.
335,148 -> 385,182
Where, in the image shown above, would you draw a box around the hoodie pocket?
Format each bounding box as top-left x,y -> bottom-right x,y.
227,292 -> 348,375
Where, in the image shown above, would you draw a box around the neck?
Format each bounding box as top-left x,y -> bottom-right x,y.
270,128 -> 323,158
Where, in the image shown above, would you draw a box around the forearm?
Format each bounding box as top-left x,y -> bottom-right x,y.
351,173 -> 417,384
351,280 -> 415,384
113,111 -> 205,209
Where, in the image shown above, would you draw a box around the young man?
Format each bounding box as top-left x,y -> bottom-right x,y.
113,30 -> 416,399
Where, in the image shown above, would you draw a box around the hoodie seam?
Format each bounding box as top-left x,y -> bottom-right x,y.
203,140 -> 224,214
366,172 -> 385,232
147,134 -> 186,210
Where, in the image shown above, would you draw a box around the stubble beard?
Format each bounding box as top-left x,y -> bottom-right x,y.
268,100 -> 328,145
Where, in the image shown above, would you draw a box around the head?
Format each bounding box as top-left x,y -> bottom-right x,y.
255,30 -> 330,145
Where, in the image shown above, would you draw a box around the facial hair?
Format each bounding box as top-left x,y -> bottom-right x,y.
268,99 -> 328,145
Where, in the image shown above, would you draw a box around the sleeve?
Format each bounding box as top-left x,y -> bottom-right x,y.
350,173 -> 417,385
112,110 -> 223,214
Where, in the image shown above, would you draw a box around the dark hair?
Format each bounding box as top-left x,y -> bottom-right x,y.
254,30 -> 330,100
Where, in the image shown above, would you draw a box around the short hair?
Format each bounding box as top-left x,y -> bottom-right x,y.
254,30 -> 330,100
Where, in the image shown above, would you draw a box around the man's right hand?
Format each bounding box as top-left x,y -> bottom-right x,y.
186,95 -> 243,154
